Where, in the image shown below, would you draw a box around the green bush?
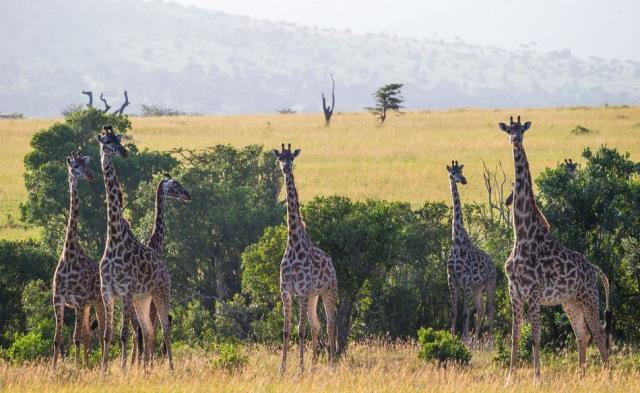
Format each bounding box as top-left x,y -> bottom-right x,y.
493,324 -> 534,368
211,341 -> 248,372
417,328 -> 471,366
6,331 -> 50,363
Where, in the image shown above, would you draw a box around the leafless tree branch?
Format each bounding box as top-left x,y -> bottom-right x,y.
99,93 -> 111,113
114,90 -> 130,115
81,91 -> 93,108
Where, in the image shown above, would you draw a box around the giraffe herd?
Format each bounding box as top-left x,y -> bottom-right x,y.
51,118 -> 611,381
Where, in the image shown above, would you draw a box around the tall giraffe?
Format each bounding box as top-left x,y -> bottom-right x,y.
273,144 -> 338,374
96,125 -> 174,372
130,176 -> 191,365
499,116 -> 611,381
446,161 -> 496,344
52,152 -> 104,370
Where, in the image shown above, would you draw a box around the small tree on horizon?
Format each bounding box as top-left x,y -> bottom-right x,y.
366,83 -> 404,124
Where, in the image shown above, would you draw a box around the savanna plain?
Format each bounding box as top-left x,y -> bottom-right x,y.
1,106 -> 639,392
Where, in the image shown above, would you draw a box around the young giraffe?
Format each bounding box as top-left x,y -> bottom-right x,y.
505,158 -> 578,207
130,176 -> 191,365
52,152 -> 104,370
96,125 -> 174,372
446,161 -> 496,344
273,144 -> 338,374
499,116 -> 611,381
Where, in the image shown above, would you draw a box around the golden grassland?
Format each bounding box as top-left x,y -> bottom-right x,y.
1,106 -> 639,240
1,342 -> 639,393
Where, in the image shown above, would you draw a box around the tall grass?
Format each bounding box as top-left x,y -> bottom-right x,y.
1,106 -> 639,240
1,342 -> 638,392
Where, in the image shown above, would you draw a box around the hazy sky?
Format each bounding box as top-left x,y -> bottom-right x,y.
169,0 -> 640,61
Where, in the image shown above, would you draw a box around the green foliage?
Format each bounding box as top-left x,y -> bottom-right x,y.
140,104 -> 186,117
417,328 -> 471,366
366,83 -> 404,123
171,299 -> 216,347
211,341 -> 248,372
0,240 -> 54,347
6,331 -> 50,363
20,107 -> 177,256
129,144 -> 282,300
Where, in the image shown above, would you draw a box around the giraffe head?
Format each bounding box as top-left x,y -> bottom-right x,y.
66,151 -> 95,181
96,125 -> 128,158
160,174 -> 192,202
563,158 -> 578,177
446,160 -> 467,185
498,116 -> 531,147
272,143 -> 300,175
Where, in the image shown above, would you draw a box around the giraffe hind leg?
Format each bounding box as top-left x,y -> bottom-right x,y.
473,286 -> 484,344
563,300 -> 590,376
306,295 -> 321,369
322,288 -> 337,369
580,297 -> 609,366
52,300 -> 65,371
280,292 -> 292,375
152,293 -> 173,370
132,295 -> 153,368
298,296 -> 308,373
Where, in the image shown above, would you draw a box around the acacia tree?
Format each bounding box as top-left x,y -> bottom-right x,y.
366,83 -> 404,124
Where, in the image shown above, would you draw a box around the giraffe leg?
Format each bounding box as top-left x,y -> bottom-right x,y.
280,292 -> 292,375
462,284 -> 472,343
447,267 -> 458,336
507,294 -> 524,384
153,293 -> 173,370
81,305 -> 92,367
473,286 -> 484,344
92,299 -> 106,357
581,297 -> 609,367
297,296 -> 308,373
322,288 -> 337,369
528,297 -> 542,380
72,308 -> 83,367
52,299 -> 65,371
563,301 -> 590,376
486,277 -> 496,348
306,295 -> 321,370
132,296 -> 153,368
101,293 -> 115,373
120,295 -> 133,373
129,312 -> 142,367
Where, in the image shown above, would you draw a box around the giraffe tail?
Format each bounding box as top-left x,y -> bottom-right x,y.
596,266 -> 612,350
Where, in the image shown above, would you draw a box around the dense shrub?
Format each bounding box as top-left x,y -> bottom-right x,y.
211,341 -> 248,371
417,328 -> 471,366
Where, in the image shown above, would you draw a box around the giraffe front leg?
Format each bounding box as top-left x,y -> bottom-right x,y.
52,299 -> 65,372
447,269 -> 457,336
120,295 -> 133,373
306,295 -> 321,370
73,308 -> 83,367
81,305 -> 92,367
280,292 -> 292,376
462,285 -> 472,343
298,296 -> 308,374
323,288 -> 337,370
486,277 -> 497,348
528,296 -> 542,381
506,294 -> 524,385
473,286 -> 484,345
101,293 -> 114,373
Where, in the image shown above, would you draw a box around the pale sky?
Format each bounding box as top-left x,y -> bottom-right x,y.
167,0 -> 640,62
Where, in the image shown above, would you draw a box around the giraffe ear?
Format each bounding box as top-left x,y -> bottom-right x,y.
522,121 -> 531,132
293,149 -> 301,158
272,149 -> 280,158
82,156 -> 91,165
446,165 -> 451,171
96,134 -> 103,142
499,123 -> 509,132
66,157 -> 72,165
459,164 -> 464,171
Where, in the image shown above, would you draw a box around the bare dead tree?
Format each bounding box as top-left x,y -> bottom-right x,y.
481,160 -> 512,228
113,90 -> 130,115
81,91 -> 93,108
322,74 -> 335,126
99,93 -> 111,113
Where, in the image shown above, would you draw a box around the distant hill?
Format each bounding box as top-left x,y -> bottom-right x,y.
1,0 -> 639,116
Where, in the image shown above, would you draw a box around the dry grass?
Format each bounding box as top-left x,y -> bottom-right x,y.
1,342 -> 638,392
1,106 -> 639,240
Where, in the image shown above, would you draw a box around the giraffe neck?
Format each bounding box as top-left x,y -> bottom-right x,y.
284,171 -> 309,245
100,153 -> 125,242
512,144 -> 549,238
147,184 -> 166,252
450,180 -> 468,244
63,174 -> 80,248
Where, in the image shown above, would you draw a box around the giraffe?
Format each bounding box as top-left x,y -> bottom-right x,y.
505,158 -> 579,208
96,125 -> 174,372
446,161 -> 497,344
499,116 -> 611,381
130,175 -> 191,365
272,144 -> 338,374
52,152 -> 104,370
